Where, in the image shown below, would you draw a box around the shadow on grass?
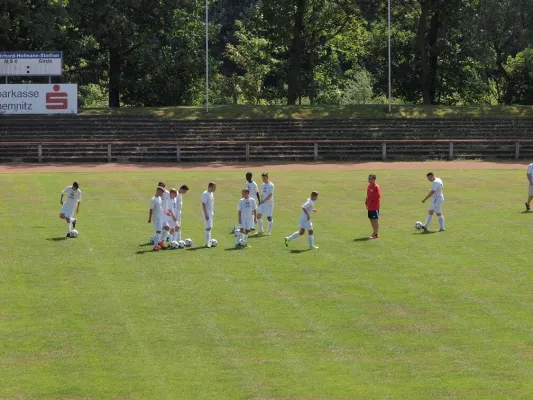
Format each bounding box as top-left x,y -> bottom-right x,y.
290,249 -> 310,254
47,237 -> 68,241
354,237 -> 371,242
135,249 -> 155,254
520,210 -> 532,214
247,233 -> 267,240
412,231 -> 436,235
186,246 -> 210,251
225,247 -> 241,251
139,242 -> 153,247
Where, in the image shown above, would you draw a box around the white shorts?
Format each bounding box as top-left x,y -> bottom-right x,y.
528,184 -> 533,196
152,218 -> 163,232
203,214 -> 214,229
258,203 -> 274,218
61,203 -> 75,218
299,215 -> 313,231
167,213 -> 181,229
429,198 -> 444,213
240,217 -> 254,230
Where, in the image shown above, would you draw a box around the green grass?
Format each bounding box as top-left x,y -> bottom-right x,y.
2,167 -> 533,399
80,104 -> 533,119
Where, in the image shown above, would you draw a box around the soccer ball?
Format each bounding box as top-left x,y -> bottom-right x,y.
238,239 -> 246,247
70,230 -> 79,238
232,225 -> 240,236
209,238 -> 218,247
415,221 -> 424,230
169,241 -> 180,249
178,240 -> 186,248
184,238 -> 193,247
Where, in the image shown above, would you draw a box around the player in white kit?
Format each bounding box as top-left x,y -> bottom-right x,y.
257,172 -> 275,235
167,185 -> 189,243
201,182 -> 216,247
148,186 -> 165,251
236,188 -> 257,248
421,172 -> 445,232
284,191 -> 319,249
525,163 -> 533,211
59,181 -> 81,237
244,172 -> 260,231
157,182 -> 171,246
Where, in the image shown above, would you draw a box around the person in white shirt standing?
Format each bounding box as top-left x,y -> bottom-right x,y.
525,163 -> 533,211
167,185 -> 189,242
236,188 -> 257,248
148,186 -> 165,251
421,172 -> 445,232
157,181 -> 171,245
284,191 -> 319,249
60,181 -> 81,238
257,172 -> 275,235
244,172 -> 260,231
201,182 -> 216,247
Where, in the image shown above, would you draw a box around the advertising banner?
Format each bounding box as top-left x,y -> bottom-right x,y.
0,84 -> 77,114
0,51 -> 63,76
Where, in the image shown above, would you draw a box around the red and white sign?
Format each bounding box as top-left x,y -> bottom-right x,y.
0,84 -> 77,114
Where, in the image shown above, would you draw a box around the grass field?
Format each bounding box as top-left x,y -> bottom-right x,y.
80,104 -> 533,119
1,167 -> 533,399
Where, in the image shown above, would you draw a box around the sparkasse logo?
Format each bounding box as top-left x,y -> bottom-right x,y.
46,84 -> 68,110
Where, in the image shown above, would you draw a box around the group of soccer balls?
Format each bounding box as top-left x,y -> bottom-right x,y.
149,236 -> 206,249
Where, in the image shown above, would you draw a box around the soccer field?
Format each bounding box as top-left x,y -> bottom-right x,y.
1,165 -> 533,399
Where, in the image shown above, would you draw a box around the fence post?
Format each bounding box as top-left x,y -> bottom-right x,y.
382,142 -> 387,161
515,142 -> 520,160
449,141 -> 454,160
107,144 -> 112,163
38,144 -> 42,163
245,143 -> 250,162
314,143 -> 318,161
176,144 -> 181,163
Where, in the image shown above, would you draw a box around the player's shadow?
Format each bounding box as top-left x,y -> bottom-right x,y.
186,246 -> 210,251
139,242 -> 153,247
225,247 -> 241,251
290,249 -> 310,254
412,231 -> 436,235
135,249 -> 155,254
353,237 -> 371,242
520,210 -> 532,214
47,237 -> 68,241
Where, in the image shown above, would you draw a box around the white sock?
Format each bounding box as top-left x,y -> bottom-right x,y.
67,220 -> 72,233
438,215 -> 445,230
160,230 -> 168,243
155,233 -> 161,245
289,231 -> 300,240
424,215 -> 433,228
258,220 -> 264,231
235,231 -> 241,245
176,230 -> 181,242
205,231 -> 211,245
267,220 -> 273,233
243,234 -> 248,244
308,235 -> 314,248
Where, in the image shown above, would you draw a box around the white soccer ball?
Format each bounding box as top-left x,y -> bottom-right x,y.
70,230 -> 79,238
238,239 -> 246,247
233,225 -> 240,236
169,241 -> 180,249
178,240 -> 186,248
184,238 -> 193,247
415,221 -> 424,230
209,238 -> 218,247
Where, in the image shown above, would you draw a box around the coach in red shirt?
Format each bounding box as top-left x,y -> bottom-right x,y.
366,174 -> 381,239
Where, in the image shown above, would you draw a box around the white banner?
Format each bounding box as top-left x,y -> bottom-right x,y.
0,84 -> 77,114
0,52 -> 63,76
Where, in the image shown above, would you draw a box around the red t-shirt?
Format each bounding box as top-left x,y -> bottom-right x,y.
366,183 -> 381,211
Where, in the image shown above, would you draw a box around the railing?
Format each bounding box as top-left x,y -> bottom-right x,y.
1,139 -> 532,162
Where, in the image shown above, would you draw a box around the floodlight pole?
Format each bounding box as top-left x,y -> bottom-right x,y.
387,0 -> 392,112
205,0 -> 209,113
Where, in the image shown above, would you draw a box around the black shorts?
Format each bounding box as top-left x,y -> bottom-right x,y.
368,210 -> 379,219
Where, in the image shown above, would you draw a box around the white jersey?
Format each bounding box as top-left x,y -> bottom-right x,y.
150,196 -> 163,219
161,189 -> 170,213
201,190 -> 214,216
301,198 -> 314,218
245,180 -> 260,201
527,163 -> 533,176
168,196 -> 180,218
261,182 -> 275,205
431,178 -> 444,200
238,197 -> 257,220
62,186 -> 81,208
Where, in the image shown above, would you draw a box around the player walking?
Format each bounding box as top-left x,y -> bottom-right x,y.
236,188 -> 257,248
201,182 -> 216,247
284,191 -> 319,249
60,181 -> 81,237
257,172 -> 274,235
244,172 -> 260,230
421,172 -> 445,232
148,186 -> 165,251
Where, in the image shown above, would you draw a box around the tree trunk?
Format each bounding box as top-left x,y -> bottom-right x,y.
287,0 -> 306,105
428,8 -> 440,104
108,48 -> 121,108
416,0 -> 431,104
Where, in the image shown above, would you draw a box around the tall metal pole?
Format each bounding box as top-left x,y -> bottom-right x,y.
205,0 -> 209,113
387,0 -> 392,112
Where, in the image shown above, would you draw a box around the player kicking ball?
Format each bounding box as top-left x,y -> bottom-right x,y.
60,181 -> 81,238
420,172 -> 445,232
236,188 -> 257,248
284,191 -> 319,250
